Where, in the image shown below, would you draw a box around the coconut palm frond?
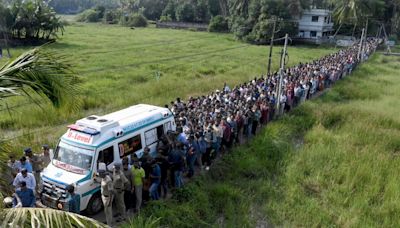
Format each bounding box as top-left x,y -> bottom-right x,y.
0,208 -> 107,228
0,46 -> 81,110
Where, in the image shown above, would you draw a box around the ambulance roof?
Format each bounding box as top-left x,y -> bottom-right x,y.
61,104 -> 173,148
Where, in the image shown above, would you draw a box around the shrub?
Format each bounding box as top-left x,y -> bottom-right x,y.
103,9 -> 121,24
77,9 -> 101,22
208,15 -> 228,33
127,14 -> 148,27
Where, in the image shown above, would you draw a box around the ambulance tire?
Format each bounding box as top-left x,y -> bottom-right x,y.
86,192 -> 103,215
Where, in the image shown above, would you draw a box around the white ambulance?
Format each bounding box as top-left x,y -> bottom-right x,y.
40,104 -> 175,214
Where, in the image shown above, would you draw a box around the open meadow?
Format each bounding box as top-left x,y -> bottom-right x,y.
121,51 -> 400,227
0,22 -> 336,151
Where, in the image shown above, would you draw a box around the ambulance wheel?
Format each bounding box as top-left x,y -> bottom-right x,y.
86,193 -> 103,215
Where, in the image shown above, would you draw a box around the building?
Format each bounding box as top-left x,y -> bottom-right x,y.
297,9 -> 334,42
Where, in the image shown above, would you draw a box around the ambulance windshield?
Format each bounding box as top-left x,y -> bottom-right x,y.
53,141 -> 94,174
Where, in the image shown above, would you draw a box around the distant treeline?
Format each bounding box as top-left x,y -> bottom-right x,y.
42,0 -> 400,43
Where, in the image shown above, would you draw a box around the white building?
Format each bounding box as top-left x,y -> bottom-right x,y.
297,9 -> 334,40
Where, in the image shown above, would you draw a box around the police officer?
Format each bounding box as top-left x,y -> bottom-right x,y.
24,148 -> 42,192
112,162 -> 128,221
99,169 -> 114,226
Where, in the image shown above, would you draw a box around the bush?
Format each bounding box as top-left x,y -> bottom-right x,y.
103,9 -> 121,24
76,9 -> 102,22
208,15 -> 228,32
127,14 -> 148,27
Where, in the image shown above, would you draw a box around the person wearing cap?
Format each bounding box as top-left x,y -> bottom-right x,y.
112,162 -> 128,221
13,168 -> 36,191
41,145 -> 52,167
12,181 -> 35,208
130,158 -> 145,212
66,184 -> 80,213
19,156 -> 32,173
24,148 -> 43,187
99,169 -> 114,226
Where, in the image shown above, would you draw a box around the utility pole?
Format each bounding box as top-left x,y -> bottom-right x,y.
361,17 -> 369,61
357,28 -> 365,61
267,17 -> 277,77
275,34 -> 289,118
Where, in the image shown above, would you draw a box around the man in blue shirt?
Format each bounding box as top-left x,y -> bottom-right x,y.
66,185 -> 80,213
149,160 -> 161,200
13,181 -> 35,208
19,156 -> 33,173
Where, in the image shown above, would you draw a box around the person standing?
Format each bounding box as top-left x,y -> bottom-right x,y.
8,155 -> 21,178
131,159 -> 145,212
24,148 -> 43,188
66,185 -> 80,214
41,144 -> 52,167
149,160 -> 161,200
19,156 -> 33,173
112,162 -> 128,221
13,168 -> 36,191
122,159 -> 133,212
168,144 -> 185,188
99,169 -> 114,226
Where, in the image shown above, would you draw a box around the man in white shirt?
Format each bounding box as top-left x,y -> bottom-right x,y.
13,168 -> 36,191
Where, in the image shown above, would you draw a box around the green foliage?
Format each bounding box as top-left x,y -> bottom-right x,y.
208,15 -> 229,32
103,9 -> 122,24
175,2 -> 195,22
161,0 -> 177,21
0,208 -> 107,227
1,0 -> 64,40
0,46 -> 81,110
126,13 -> 148,27
77,7 -> 105,23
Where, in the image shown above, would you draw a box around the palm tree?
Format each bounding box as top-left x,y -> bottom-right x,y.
0,208 -> 107,228
0,46 -> 80,109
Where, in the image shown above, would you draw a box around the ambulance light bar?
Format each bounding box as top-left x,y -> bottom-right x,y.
68,124 -> 100,135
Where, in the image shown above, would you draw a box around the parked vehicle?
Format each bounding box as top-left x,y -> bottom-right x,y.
40,104 -> 175,214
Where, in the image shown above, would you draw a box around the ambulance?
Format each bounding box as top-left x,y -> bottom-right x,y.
40,104 -> 175,214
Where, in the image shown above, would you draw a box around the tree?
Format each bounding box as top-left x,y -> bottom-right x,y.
176,2 -> 195,22
0,46 -> 80,109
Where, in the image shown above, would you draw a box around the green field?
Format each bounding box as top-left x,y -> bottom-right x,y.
0,22 -> 336,151
124,52 -> 400,227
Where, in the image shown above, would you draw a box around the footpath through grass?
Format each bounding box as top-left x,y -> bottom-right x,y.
0,22 -> 335,152
124,53 -> 400,227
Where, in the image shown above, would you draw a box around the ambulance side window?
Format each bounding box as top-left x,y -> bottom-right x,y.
98,146 -> 114,167
118,134 -> 142,158
145,125 -> 164,146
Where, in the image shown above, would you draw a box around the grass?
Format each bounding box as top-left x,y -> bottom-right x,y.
123,53 -> 400,227
0,22 -> 336,152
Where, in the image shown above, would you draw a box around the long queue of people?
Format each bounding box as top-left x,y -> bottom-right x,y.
96,38 -> 380,226
5,38 -> 380,226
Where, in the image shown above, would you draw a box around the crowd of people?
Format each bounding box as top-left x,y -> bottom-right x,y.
6,38 -> 380,226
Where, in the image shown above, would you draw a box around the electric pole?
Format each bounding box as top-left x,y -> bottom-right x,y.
267,17 -> 277,77
357,28 -> 365,61
276,34 -> 289,118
